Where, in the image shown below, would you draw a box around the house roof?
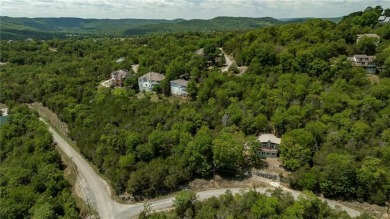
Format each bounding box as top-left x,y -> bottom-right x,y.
139,72 -> 165,81
349,55 -> 376,67
385,17 -> 390,22
111,69 -> 131,79
258,134 -> 281,144
357,33 -> 380,39
353,54 -> 376,61
170,79 -> 188,86
378,16 -> 386,21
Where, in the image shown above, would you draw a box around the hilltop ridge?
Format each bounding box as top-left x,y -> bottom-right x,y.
1,16 -> 330,40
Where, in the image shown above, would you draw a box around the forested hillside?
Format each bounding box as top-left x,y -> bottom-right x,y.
0,6 -> 389,211
123,17 -> 281,36
1,16 -> 281,40
0,105 -> 79,218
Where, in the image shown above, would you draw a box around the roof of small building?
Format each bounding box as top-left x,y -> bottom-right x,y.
258,134 -> 281,144
111,69 -> 131,79
353,54 -> 376,60
139,72 -> 165,81
170,79 -> 188,86
378,16 -> 386,21
385,17 -> 390,22
357,33 -> 380,39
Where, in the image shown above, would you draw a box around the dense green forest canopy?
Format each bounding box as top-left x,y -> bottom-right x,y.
0,5 -> 389,210
142,189 -> 371,219
0,105 -> 79,218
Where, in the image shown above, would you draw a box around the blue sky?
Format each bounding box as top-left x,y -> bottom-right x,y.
1,0 -> 389,19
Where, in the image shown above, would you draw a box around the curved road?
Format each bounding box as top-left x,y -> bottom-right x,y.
42,119 -> 362,219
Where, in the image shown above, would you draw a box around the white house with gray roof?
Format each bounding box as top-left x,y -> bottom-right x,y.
170,79 -> 188,96
378,15 -> 390,23
138,72 -> 165,92
257,134 -> 281,158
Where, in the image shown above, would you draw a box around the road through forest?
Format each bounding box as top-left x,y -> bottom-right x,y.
220,48 -> 233,72
41,119 -> 362,219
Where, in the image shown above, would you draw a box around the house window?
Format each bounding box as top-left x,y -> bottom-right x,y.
272,153 -> 275,155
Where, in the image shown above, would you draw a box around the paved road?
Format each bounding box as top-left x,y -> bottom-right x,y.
41,119 -> 361,219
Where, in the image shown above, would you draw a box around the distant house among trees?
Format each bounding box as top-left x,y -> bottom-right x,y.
170,79 -> 188,96
111,69 -> 132,87
378,15 -> 390,23
138,72 -> 165,92
348,55 -> 377,74
257,134 -> 281,158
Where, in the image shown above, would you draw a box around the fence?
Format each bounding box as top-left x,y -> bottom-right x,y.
252,170 -> 289,183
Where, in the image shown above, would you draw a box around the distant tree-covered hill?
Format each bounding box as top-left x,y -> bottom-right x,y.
0,16 -> 182,39
123,16 -> 282,36
0,16 -> 318,40
279,17 -> 343,23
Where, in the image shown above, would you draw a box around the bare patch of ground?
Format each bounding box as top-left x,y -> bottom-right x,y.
262,158 -> 290,176
189,175 -> 268,191
237,66 -> 248,74
337,200 -> 390,219
367,74 -> 380,84
136,92 -> 160,102
252,158 -> 290,181
131,64 -> 139,74
167,95 -> 189,104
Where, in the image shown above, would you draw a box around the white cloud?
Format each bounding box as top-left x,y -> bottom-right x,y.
0,0 -> 389,19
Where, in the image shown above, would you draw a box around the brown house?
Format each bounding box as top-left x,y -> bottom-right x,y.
111,69 -> 132,87
257,134 -> 281,158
